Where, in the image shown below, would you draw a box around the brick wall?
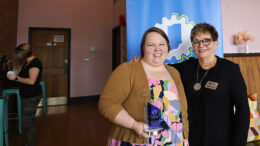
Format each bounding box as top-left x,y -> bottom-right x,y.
0,0 -> 18,60
0,0 -> 18,91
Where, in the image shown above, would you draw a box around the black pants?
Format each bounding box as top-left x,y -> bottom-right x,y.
22,95 -> 41,146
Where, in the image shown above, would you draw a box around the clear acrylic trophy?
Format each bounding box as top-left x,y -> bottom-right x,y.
144,102 -> 163,136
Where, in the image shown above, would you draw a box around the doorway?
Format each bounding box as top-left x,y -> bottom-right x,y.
28,27 -> 71,105
112,26 -> 127,70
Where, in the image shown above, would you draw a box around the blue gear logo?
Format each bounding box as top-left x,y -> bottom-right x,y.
155,13 -> 195,63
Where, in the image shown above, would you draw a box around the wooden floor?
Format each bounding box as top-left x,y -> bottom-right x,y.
7,103 -> 260,146
9,103 -> 112,146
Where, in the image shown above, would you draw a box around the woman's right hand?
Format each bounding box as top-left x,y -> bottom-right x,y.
132,121 -> 150,138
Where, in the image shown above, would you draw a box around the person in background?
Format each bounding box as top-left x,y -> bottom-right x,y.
131,23 -> 250,146
99,27 -> 189,145
7,43 -> 42,146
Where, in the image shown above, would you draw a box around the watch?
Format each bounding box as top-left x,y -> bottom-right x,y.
15,77 -> 18,81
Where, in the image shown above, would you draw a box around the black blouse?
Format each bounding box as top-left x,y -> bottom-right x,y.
171,56 -> 250,146
19,58 -> 42,98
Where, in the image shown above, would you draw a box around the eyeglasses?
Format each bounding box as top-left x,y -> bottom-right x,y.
192,38 -> 213,46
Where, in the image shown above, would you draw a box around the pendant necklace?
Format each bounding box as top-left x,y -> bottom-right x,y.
193,64 -> 209,91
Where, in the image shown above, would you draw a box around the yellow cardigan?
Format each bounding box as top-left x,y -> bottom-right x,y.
99,62 -> 189,144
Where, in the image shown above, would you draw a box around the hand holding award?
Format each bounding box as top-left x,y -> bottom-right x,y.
144,102 -> 163,136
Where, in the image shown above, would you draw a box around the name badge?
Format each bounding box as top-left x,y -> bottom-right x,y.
205,81 -> 219,90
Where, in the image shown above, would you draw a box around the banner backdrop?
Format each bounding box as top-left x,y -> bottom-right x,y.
126,0 -> 223,63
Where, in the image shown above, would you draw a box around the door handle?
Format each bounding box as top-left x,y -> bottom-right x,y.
64,59 -> 68,74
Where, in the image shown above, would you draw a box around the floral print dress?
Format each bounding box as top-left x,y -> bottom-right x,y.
108,77 -> 188,146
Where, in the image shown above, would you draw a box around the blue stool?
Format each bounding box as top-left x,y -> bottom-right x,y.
2,89 -> 22,135
0,97 -> 3,146
40,81 -> 48,115
1,96 -> 9,146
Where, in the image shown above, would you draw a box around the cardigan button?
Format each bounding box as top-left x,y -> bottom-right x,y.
143,93 -> 148,97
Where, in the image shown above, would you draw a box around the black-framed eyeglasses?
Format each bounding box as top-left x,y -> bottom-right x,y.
192,38 -> 213,46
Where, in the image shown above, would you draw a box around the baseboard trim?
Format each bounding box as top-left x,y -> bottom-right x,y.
38,96 -> 67,107
68,95 -> 100,105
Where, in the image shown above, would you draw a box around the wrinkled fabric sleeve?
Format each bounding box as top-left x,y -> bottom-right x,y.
99,63 -> 132,122
230,64 -> 250,146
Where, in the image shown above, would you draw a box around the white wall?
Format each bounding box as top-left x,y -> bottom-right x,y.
222,0 -> 260,53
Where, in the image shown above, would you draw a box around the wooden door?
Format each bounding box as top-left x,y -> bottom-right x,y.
112,26 -> 121,70
31,29 -> 69,99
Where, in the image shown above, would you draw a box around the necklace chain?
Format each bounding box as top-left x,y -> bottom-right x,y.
194,57 -> 217,91
196,64 -> 209,84
193,64 -> 209,91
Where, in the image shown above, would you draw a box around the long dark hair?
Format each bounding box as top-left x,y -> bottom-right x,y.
13,43 -> 32,71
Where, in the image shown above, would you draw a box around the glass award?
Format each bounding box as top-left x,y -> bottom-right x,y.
144,102 -> 163,136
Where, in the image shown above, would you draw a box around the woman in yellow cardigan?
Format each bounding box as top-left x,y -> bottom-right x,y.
99,27 -> 189,145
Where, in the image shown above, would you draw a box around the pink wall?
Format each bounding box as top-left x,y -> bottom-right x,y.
113,0 -> 126,27
222,0 -> 260,53
17,0 -> 113,97
16,0 -> 259,97
113,0 -> 260,53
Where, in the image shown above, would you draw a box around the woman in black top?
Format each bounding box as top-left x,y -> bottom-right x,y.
171,23 -> 250,146
7,43 -> 42,146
